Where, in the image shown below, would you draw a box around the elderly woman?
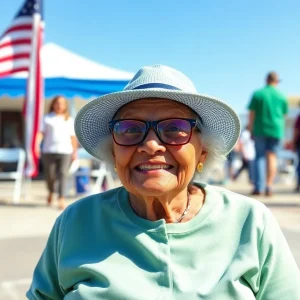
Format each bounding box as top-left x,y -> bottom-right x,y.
27,65 -> 300,299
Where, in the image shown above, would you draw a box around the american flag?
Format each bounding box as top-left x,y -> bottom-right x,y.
0,0 -> 44,177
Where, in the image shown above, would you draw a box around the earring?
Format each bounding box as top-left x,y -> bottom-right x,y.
114,166 -> 117,172
197,162 -> 203,173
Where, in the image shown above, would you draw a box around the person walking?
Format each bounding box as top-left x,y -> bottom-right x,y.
36,95 -> 77,209
248,72 -> 288,196
233,125 -> 255,184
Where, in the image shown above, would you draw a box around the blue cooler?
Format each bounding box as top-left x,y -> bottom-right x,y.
75,167 -> 90,194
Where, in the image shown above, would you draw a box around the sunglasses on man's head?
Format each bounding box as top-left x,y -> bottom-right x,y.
109,118 -> 198,146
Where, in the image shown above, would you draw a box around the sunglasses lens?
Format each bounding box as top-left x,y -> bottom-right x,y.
158,119 -> 191,145
113,120 -> 146,145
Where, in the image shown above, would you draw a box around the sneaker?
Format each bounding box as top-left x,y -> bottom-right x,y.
251,190 -> 262,196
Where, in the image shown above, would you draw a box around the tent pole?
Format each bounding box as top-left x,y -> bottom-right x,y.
70,97 -> 76,118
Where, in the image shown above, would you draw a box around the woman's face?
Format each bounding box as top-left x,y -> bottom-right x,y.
53,97 -> 67,114
112,98 -> 207,197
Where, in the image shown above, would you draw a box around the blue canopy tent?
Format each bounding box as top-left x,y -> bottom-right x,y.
0,77 -> 132,99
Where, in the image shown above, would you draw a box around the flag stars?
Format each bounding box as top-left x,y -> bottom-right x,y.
15,0 -> 42,19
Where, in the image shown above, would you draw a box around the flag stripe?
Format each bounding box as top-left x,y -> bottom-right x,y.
0,53 -> 30,63
0,66 -> 29,77
0,31 -> 33,46
2,25 -> 33,36
0,38 -> 32,49
0,45 -> 32,58
0,58 -> 30,73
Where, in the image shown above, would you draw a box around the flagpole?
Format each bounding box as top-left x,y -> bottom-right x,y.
24,11 -> 43,178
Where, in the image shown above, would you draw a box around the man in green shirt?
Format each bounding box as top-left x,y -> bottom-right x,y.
248,72 -> 288,196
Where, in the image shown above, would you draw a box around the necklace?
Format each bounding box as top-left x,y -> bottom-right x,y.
175,192 -> 191,223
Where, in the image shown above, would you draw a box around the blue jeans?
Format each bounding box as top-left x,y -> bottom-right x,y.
253,136 -> 280,192
248,159 -> 255,183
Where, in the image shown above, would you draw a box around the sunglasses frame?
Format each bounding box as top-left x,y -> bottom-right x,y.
109,118 -> 198,146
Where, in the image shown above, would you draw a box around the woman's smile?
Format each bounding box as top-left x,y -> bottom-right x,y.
134,162 -> 173,173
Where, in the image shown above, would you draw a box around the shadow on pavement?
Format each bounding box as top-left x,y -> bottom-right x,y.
265,203 -> 300,208
0,200 -> 49,209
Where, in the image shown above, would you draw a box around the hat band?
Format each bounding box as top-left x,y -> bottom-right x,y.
131,83 -> 182,91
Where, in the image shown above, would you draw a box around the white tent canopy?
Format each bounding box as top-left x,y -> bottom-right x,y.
12,42 -> 134,80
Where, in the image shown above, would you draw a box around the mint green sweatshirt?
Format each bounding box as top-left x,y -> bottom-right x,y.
27,184 -> 300,299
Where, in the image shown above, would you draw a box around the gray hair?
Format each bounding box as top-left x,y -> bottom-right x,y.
192,125 -> 227,182
94,125 -> 227,184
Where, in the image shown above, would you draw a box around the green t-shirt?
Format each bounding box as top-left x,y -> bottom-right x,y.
27,185 -> 300,299
248,85 -> 288,138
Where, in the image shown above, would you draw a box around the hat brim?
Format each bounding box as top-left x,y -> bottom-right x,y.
75,89 -> 241,160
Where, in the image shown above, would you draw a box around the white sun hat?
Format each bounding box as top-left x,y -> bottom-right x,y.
75,64 -> 241,160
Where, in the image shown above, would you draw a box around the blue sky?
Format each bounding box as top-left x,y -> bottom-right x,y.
1,0 -> 300,114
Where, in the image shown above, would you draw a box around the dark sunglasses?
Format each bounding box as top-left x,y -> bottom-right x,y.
109,118 -> 198,146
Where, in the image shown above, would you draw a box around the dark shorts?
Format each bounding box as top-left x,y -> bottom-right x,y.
254,136 -> 281,154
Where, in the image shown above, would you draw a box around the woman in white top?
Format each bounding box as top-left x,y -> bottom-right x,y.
37,96 -> 77,209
